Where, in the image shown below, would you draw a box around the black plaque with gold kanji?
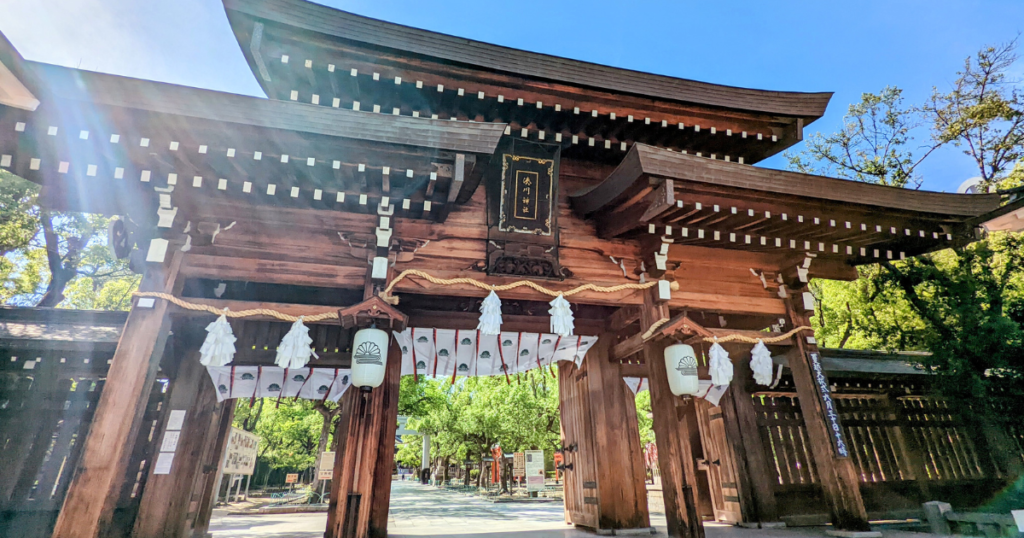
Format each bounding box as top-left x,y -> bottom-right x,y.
486,139 -> 562,279
497,145 -> 557,236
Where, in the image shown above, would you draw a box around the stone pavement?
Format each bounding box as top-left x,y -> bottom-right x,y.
210,480 -> 940,538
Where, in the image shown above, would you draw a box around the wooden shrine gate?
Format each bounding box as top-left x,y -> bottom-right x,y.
3,0 -> 1018,536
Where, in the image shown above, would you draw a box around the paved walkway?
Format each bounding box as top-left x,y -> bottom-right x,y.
210,480 -> 938,538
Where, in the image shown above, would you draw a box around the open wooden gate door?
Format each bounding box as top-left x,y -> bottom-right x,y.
557,362 -> 599,528
695,399 -> 743,523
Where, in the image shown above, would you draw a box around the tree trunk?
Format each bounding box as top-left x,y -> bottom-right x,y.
309,402 -> 340,495
244,399 -> 263,432
36,211 -> 87,308
442,457 -> 450,484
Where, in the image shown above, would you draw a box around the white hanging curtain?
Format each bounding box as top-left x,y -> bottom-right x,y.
206,366 -> 351,403
392,328 -> 598,379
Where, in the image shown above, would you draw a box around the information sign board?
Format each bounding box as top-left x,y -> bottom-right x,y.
223,427 -> 259,475
525,450 -> 545,492
318,451 -> 335,480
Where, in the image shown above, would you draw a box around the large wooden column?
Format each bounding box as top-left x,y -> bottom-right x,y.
189,402 -> 235,538
53,256 -> 181,538
368,339 -> 403,537
719,344 -> 780,526
132,347 -> 220,538
325,338 -> 402,538
641,289 -> 704,538
786,294 -> 872,533
585,338 -> 649,530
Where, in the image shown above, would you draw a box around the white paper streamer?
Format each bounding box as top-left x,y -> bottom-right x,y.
548,294 -> 575,337
624,377 -> 647,394
750,340 -> 774,386
477,290 -> 503,335
275,316 -> 318,369
708,341 -> 733,386
199,313 -> 236,366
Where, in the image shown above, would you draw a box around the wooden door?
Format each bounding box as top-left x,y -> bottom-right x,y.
558,362 -> 599,528
695,399 -> 742,523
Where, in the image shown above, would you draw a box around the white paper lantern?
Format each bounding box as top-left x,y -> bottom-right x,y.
664,343 -> 700,396
351,328 -> 389,390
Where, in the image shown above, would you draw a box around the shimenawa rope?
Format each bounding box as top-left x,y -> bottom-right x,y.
705,326 -> 813,344
379,269 -> 679,305
133,292 -> 338,323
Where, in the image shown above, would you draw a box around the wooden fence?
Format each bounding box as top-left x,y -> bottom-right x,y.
751,376 -> 1023,524
0,343 -> 168,538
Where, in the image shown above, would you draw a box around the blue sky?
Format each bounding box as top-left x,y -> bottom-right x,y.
2,0 -> 1022,193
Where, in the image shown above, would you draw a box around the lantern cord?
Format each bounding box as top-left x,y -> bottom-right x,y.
378,269 -> 680,305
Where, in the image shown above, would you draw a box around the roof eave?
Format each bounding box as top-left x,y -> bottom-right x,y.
222,0 -> 832,119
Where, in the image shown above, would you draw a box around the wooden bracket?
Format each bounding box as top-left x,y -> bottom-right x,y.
337,296 -> 408,331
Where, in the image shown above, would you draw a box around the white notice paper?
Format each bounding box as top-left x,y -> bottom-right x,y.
166,410 -> 186,430
154,452 -> 175,475
160,431 -> 181,452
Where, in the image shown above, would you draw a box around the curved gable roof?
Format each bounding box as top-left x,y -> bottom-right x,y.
224,0 -> 832,120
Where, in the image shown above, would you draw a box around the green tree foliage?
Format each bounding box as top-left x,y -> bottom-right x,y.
634,390 -> 655,447
924,40 -> 1024,187
789,40 -> 1024,425
403,370 -> 561,470
234,398 -> 326,471
787,87 -> 935,188
1,169 -> 139,309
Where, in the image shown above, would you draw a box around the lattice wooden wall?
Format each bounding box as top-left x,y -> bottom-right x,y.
0,351 -> 168,538
750,376 -> 1022,520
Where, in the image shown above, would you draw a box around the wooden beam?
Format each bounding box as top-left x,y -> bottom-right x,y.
609,306 -> 641,331
52,255 -> 182,538
640,179 -> 676,222
447,153 -> 465,203
641,287 -> 704,538
611,332 -> 644,361
617,362 -> 648,378
181,253 -> 366,289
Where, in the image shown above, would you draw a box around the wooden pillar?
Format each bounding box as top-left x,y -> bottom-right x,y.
325,338 -> 402,538
786,297 -> 871,532
641,288 -> 704,538
132,348 -> 219,538
586,338 -> 649,530
368,339 -> 403,538
52,256 -> 181,538
720,344 -> 780,526
190,403 -> 235,538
